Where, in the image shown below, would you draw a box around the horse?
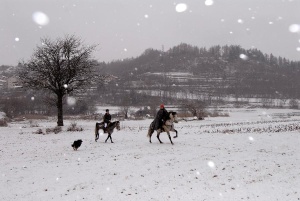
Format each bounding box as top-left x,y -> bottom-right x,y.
147,111 -> 178,145
95,121 -> 121,143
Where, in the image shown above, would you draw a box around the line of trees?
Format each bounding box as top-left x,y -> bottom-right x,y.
2,40 -> 300,123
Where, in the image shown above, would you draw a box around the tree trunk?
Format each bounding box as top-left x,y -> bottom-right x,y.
57,94 -> 64,126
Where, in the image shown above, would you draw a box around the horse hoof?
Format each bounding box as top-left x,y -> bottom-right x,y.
173,136 -> 177,138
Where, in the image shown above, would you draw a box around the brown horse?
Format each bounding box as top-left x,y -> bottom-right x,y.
147,111 -> 178,145
95,121 -> 121,143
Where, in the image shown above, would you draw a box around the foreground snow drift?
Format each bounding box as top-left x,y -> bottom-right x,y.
1,108 -> 300,200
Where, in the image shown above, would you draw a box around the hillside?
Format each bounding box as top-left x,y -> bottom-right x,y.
1,44 -> 300,118
97,44 -> 300,105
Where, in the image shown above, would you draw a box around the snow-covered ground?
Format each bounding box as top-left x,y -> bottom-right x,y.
1,108 -> 300,201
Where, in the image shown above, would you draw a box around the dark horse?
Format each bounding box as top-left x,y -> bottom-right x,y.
95,121 -> 121,143
147,111 -> 178,145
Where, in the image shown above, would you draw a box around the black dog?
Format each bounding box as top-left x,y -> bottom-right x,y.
71,139 -> 83,151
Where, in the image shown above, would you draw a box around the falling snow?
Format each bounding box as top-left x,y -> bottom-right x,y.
207,161 -> 215,168
239,54 -> 248,60
205,0 -> 214,6
32,11 -> 49,26
289,24 -> 300,33
175,3 -> 188,13
237,19 -> 244,24
67,96 -> 76,106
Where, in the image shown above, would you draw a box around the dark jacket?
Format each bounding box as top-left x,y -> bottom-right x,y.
103,113 -> 111,124
153,108 -> 169,130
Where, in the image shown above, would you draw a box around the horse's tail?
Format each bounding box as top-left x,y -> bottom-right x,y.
95,123 -> 99,136
147,122 -> 154,138
147,127 -> 151,138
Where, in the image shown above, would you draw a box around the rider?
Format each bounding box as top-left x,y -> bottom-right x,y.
154,104 -> 169,130
102,109 -> 111,130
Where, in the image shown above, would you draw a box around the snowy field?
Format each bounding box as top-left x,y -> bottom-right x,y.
1,108 -> 300,201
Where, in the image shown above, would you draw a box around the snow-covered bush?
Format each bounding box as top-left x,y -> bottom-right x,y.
67,122 -> 83,132
289,99 -> 299,109
0,112 -> 8,127
46,126 -> 62,134
29,120 -> 39,127
0,119 -> 8,127
34,128 -> 44,134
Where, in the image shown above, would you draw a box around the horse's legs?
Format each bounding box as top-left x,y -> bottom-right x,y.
109,134 -> 114,143
167,131 -> 174,145
173,129 -> 178,138
105,133 -> 114,143
162,125 -> 173,145
156,130 -> 163,143
95,123 -> 99,142
105,134 -> 109,143
148,129 -> 154,143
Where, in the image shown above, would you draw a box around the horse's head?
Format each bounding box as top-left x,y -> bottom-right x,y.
169,111 -> 178,123
115,121 -> 121,130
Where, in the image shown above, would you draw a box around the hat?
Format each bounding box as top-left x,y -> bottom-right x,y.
106,109 -> 109,112
160,104 -> 164,108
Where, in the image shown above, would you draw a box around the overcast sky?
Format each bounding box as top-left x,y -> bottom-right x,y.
1,0 -> 300,65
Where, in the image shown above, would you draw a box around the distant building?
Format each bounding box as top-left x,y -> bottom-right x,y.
7,76 -> 21,89
0,78 -> 6,89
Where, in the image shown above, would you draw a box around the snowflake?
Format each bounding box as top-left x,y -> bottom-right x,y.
32,11 -> 49,26
175,3 -> 188,13
239,54 -> 248,60
205,0 -> 214,6
289,24 -> 300,33
207,161 -> 215,168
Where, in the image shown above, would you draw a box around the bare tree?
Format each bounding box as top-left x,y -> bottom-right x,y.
181,100 -> 206,120
119,92 -> 132,119
18,35 -> 101,126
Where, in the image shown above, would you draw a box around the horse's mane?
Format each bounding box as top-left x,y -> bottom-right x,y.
165,111 -> 177,120
169,111 -> 177,115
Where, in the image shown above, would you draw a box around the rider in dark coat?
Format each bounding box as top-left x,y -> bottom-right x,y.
102,109 -> 111,128
153,104 -> 169,130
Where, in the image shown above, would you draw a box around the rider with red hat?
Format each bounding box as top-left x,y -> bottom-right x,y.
153,104 -> 169,130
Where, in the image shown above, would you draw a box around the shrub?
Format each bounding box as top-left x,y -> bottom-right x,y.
289,99 -> 299,109
34,128 -> 44,134
46,126 -> 62,134
0,119 -> 8,127
29,120 -> 39,127
67,122 -> 83,132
